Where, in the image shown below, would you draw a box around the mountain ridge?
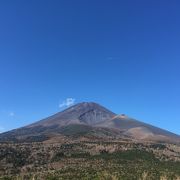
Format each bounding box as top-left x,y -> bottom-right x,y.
0,102 -> 179,143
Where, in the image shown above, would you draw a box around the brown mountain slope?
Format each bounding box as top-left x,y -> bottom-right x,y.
96,115 -> 180,142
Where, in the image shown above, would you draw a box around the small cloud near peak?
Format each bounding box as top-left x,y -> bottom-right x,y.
59,98 -> 76,108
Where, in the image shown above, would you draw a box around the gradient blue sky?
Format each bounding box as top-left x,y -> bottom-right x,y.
0,0 -> 180,134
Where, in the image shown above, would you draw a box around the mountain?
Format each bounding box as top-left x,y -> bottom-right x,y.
0,102 -> 179,143
28,102 -> 116,127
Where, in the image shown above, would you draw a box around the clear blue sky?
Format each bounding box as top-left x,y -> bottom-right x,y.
0,0 -> 180,134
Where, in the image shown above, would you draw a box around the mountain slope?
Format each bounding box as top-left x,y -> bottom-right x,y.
0,102 -> 179,143
97,115 -> 180,142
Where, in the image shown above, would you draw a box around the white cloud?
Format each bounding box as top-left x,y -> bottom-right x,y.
0,126 -> 4,133
9,112 -> 15,117
59,98 -> 76,108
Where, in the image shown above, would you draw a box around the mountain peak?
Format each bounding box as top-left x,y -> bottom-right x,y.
73,102 -> 106,108
28,102 -> 116,127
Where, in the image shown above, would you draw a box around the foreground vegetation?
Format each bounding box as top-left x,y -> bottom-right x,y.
0,138 -> 180,180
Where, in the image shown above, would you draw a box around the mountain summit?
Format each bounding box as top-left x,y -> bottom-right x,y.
28,102 -> 116,127
0,102 -> 179,143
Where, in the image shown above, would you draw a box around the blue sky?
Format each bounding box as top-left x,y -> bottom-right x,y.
0,0 -> 180,134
